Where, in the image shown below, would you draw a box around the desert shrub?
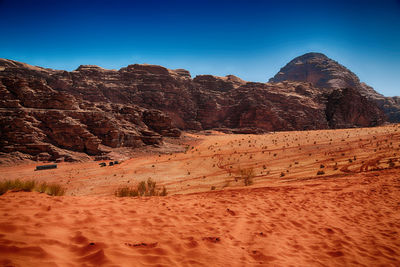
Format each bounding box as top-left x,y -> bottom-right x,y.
8,180 -> 22,190
280,172 -> 285,177
46,184 -> 66,196
0,180 -> 65,196
115,178 -> 167,197
240,168 -> 254,186
21,180 -> 36,192
160,186 -> 167,196
0,181 -> 12,195
146,178 -> 157,196
317,170 -> 325,175
0,180 -> 15,194
37,182 -> 48,193
115,186 -> 139,197
211,186 -> 216,190
0,179 -> 35,194
137,181 -> 147,196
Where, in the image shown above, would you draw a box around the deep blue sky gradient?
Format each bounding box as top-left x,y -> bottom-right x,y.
0,0 -> 399,96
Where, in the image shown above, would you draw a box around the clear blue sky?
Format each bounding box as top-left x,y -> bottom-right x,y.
0,0 -> 399,96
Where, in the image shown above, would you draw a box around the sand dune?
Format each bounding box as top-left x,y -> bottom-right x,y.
0,125 -> 400,266
1,168 -> 399,266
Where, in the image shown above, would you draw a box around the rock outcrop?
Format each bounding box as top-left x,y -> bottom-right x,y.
269,52 -> 400,122
0,65 -> 180,162
325,88 -> 385,128
0,55 -> 390,162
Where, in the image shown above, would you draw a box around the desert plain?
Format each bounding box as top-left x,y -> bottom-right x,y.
0,124 -> 399,266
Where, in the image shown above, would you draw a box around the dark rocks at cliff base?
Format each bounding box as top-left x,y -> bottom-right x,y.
325,88 -> 386,128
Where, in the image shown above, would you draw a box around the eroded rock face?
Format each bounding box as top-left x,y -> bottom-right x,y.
193,74 -> 245,92
326,88 -> 386,128
0,55 -> 390,162
0,67 -> 180,162
194,81 -> 329,131
269,52 -> 399,122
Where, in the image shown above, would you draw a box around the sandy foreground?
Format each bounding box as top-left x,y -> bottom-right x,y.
0,125 -> 400,266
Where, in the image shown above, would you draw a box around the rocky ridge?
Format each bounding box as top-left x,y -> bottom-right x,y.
0,55 -> 388,162
0,62 -> 180,162
269,52 -> 400,122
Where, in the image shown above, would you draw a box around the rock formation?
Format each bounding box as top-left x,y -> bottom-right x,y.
325,88 -> 385,128
269,52 -> 400,122
0,61 -> 181,162
0,55 -> 389,162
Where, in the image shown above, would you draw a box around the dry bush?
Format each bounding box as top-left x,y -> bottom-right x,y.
240,168 -> 254,186
115,186 -> 139,197
21,180 -> 37,192
0,180 -> 36,194
317,170 -> 325,175
138,181 -> 146,196
0,180 -> 65,196
160,186 -> 167,196
115,178 -> 167,197
46,184 -> 66,196
37,182 -> 48,193
0,180 -> 15,195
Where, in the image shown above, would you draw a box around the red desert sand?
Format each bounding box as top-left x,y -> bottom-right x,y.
0,125 -> 400,266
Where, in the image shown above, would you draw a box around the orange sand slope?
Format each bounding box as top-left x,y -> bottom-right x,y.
1,124 -> 400,196
0,124 -> 400,266
0,168 -> 399,266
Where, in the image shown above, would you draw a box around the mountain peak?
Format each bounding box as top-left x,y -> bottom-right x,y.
294,52 -> 329,60
269,53 -> 400,122
269,52 -> 360,91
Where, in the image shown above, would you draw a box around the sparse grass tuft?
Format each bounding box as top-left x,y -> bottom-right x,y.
160,186 -> 168,196
21,180 -> 37,192
240,168 -> 254,186
46,184 -> 66,196
0,180 -> 65,196
0,181 -> 12,195
115,186 -> 139,197
115,178 -> 167,197
37,182 -> 48,193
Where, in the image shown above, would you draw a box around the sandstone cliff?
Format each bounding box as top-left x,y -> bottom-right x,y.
0,56 -> 388,162
0,60 -> 180,162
